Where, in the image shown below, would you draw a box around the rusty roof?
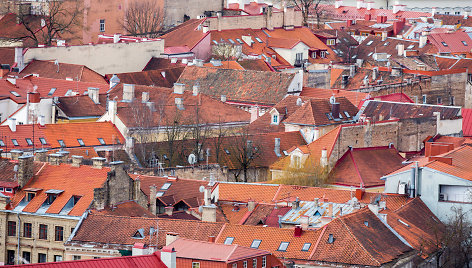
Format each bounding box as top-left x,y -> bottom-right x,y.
20,60 -> 106,83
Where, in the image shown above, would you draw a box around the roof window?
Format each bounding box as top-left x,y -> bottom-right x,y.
366,40 -> 373,46
161,182 -> 172,190
462,41 -> 468,46
368,52 -> 373,56
48,88 -> 57,96
0,140 -> 4,146
407,44 -> 414,49
156,192 -> 164,197
132,228 -> 145,239
325,113 -> 334,120
364,221 -> 369,227
65,89 -> 73,96
224,237 -> 235,245
11,139 -> 19,146
213,40 -> 218,45
250,239 -> 262,249
398,219 -> 410,227
301,243 -> 311,251
327,234 -> 335,244
98,138 -> 106,145
25,138 -> 33,146
77,139 -> 85,146
441,42 -> 448,47
10,91 -> 20,97
228,39 -> 235,44
58,139 -> 65,147
255,37 -> 263,43
352,55 -> 357,59
39,137 -> 47,145
383,41 -> 390,46
224,149 -> 230,155
236,38 -> 243,44
344,111 -> 351,118
277,242 -> 289,251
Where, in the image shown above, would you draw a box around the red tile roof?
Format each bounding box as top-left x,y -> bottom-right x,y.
0,13 -> 44,41
105,67 -> 185,88
330,146 -> 405,188
91,200 -> 155,217
56,95 -> 106,118
301,87 -> 368,107
428,31 -> 472,53
143,57 -> 187,71
0,47 -> 15,66
20,60 -> 107,83
10,163 -> 109,216
318,4 -> 431,21
462,108 -> 472,137
168,238 -> 273,262
161,19 -> 208,49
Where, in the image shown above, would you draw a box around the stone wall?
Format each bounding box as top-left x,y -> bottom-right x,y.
163,0 -> 223,28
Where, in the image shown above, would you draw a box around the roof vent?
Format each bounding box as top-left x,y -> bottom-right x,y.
328,234 -> 334,243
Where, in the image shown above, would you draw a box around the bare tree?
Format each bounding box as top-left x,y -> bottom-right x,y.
228,127 -> 262,182
123,0 -> 163,37
212,41 -> 242,61
273,163 -> 331,187
187,101 -> 213,164
286,0 -> 333,28
16,0 -> 82,46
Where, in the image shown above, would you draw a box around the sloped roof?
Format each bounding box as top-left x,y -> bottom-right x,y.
309,208 -> 412,266
203,60 -> 244,70
0,13 -> 44,40
301,87 -> 368,107
462,108 -> 472,137
10,163 -> 109,216
0,158 -> 43,188
176,66 -> 296,104
238,59 -> 274,72
168,238 -> 272,262
161,19 -> 208,49
360,100 -> 462,121
330,146 -> 405,188
143,57 -> 187,71
20,60 -> 107,83
91,200 -> 155,217
56,95 -> 106,118
106,67 -> 185,87
428,31 -> 472,53
318,4 -> 430,21
0,47 -> 15,66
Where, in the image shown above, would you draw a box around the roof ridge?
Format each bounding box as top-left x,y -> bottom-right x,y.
348,150 -> 365,188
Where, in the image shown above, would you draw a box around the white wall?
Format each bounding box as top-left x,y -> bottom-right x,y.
272,42 -> 309,66
437,118 -> 462,136
24,40 -> 165,75
0,99 -> 21,123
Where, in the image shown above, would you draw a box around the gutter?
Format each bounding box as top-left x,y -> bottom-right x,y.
66,210 -> 89,243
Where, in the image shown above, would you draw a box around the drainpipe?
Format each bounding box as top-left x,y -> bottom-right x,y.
414,161 -> 419,197
16,212 -> 21,265
403,160 -> 419,198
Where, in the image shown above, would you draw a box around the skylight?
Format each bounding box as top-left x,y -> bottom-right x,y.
65,89 -> 73,96
301,243 -> 311,251
224,149 -> 230,155
236,38 -> 243,44
58,140 -> 65,147
366,40 -> 373,46
98,138 -> 106,145
213,40 -> 218,45
161,182 -> 172,190
25,138 -> 33,146
398,219 -> 410,227
48,88 -> 57,96
224,237 -> 235,245
255,37 -> 263,43
0,140 -> 4,146
277,242 -> 289,251
352,55 -> 357,59
77,139 -> 85,146
39,137 -> 47,145
132,228 -> 145,239
156,192 -> 164,197
368,52 -> 373,56
441,42 -> 448,47
250,239 -> 262,249
10,91 -> 20,97
462,41 -> 468,46
325,113 -> 334,120
11,139 -> 19,146
228,39 -> 235,44
407,44 -> 414,49
344,111 -> 351,118
384,42 -> 390,46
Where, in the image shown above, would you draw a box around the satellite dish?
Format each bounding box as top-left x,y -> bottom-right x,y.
329,95 -> 336,104
199,185 -> 205,193
188,153 -> 197,165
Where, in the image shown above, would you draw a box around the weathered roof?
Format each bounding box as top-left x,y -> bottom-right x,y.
105,67 -> 184,88
20,60 -> 106,83
428,31 -> 472,53
301,87 -> 368,107
56,95 -> 106,118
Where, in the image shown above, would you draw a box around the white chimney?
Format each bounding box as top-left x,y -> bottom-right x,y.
88,87 -> 100,104
8,118 -> 16,132
221,95 -> 227,102
274,138 -> 281,157
161,247 -> 177,268
314,127 -> 320,141
320,148 -> 328,167
431,7 -> 436,17
202,25 -> 209,33
123,84 -> 135,101
250,106 -> 259,122
113,34 -> 121,43
397,43 -> 404,57
170,57 -> 178,64
238,0 -> 244,10
161,71 -> 166,78
173,83 -> 185,94
381,31 -> 387,41
357,0 -> 364,9
367,2 -> 372,10
182,58 -> 188,65
419,35 -> 427,48
335,0 -> 343,8
142,92 -> 150,103
372,67 -> 379,81
464,11 -> 469,19
38,115 -> 45,126
132,243 -> 147,256
108,100 -> 117,123
192,84 -> 199,96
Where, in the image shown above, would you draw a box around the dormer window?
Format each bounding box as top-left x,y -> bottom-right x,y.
272,114 -> 279,124
132,228 -> 145,239
45,189 -> 63,205
292,155 -> 301,168
27,192 -> 36,201
320,51 -> 327,58
327,39 -> 335,46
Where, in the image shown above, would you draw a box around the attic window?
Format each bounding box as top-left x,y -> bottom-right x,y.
224,149 -> 230,155
161,182 -> 172,190
0,139 -> 4,146
11,139 -> 19,146
384,41 -> 390,46
368,52 -> 373,56
277,242 -> 289,251
366,40 -> 373,46
250,239 -> 262,249
25,138 -> 33,146
65,89 -> 73,96
48,88 -> 57,96
236,38 -> 243,44
325,113 -> 334,120
163,154 -> 168,160
255,37 -> 263,43
132,228 -> 145,239
98,138 -> 106,145
156,192 -> 164,197
327,234 -> 335,244
398,219 -> 410,227
407,44 -> 414,49
338,113 -> 343,119
58,140 -> 65,147
39,137 -> 47,145
10,91 -> 20,97
77,139 -> 85,146
462,41 -> 468,46
441,42 -> 448,47
364,221 -> 369,227
213,40 -> 218,45
224,237 -> 235,245
352,55 -> 357,59
344,111 -> 351,118
301,243 -> 311,251
271,114 -> 279,125
228,39 -> 235,44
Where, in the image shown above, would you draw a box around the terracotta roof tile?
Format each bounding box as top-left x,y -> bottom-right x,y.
0,47 -> 15,66
161,19 -> 208,49
462,108 -> 472,136
105,67 -> 184,87
319,4 -> 431,21
0,14 -> 44,41
20,60 -> 106,83
56,95 -> 105,118
301,87 -> 368,107
203,61 -> 244,70
217,183 -> 279,203
142,58 -> 187,71
428,31 -> 472,53
92,200 -> 155,217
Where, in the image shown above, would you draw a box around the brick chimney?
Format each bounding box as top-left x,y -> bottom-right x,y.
34,149 -> 48,162
294,225 -> 303,237
123,84 -> 135,101
48,153 -> 62,165
265,5 -> 274,31
92,157 -> 106,169
17,155 -> 34,188
71,155 -> 83,167
208,236 -> 216,243
10,150 -> 23,160
202,205 -> 217,222
149,185 -> 157,215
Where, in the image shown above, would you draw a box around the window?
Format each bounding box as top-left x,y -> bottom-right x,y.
439,185 -> 472,203
11,139 -> 19,146
455,11 -> 461,15
262,256 -> 267,268
462,41 -> 468,46
7,250 -> 15,265
368,52 -> 373,56
233,264 -> 238,268
98,138 -> 106,145
24,223 -> 32,238
437,97 -> 442,104
192,262 -> 200,268
27,192 -> 35,201
10,91 -> 20,97
57,140 -> 65,147
99,19 -> 105,32
252,258 -> 257,268
212,40 -> 218,45
243,261 -> 248,268
320,51 -> 326,58
384,41 -> 390,46
77,139 -> 85,146
161,183 -> 172,190
73,255 -> 81,260
46,194 -> 57,205
441,42 -> 448,47
295,52 -> 303,63
228,39 -> 235,44
277,242 -> 289,251
7,221 -> 16,236
38,253 -> 47,263
156,192 -> 164,197
255,37 -> 263,43
327,39 -> 335,45
407,44 -> 414,49
302,243 -> 311,251
39,224 -> 48,239
25,138 -> 33,146
0,187 -> 3,191
224,237 -> 235,245
312,51 -> 317,58
5,188 -> 12,193
325,113 -> 334,120
250,239 -> 262,249
445,11 -> 450,15
271,114 -> 278,125
344,111 -> 351,118
366,40 -> 373,46
55,226 -> 64,241
39,137 -> 47,145
292,155 -> 301,168
422,95 -> 427,104
0,139 -> 4,146
327,234 -> 334,243
236,38 -> 243,44
48,88 -> 56,96
54,255 -> 63,262
23,251 -> 31,263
